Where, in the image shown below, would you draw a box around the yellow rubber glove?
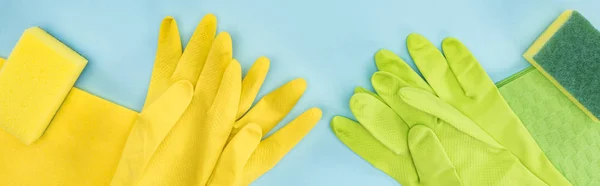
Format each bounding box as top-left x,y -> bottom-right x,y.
110,79 -> 193,185
210,82 -> 322,186
207,57 -> 323,185
112,15 -> 321,186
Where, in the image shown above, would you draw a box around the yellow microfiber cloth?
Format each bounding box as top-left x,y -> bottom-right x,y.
0,88 -> 137,185
0,58 -> 136,185
524,10 -> 600,122
0,27 -> 87,144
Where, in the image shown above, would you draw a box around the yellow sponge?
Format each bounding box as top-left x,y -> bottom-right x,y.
0,27 -> 87,145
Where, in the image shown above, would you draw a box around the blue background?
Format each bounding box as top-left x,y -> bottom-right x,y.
1,0 -> 599,185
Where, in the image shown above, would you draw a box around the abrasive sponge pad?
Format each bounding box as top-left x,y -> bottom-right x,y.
524,10 -> 600,122
0,27 -> 87,145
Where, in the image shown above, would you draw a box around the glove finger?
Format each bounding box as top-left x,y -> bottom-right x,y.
242,108 -> 321,185
372,71 -> 436,128
195,32 -> 233,107
331,116 -> 418,185
408,125 -> 461,185
407,33 -> 463,101
375,49 -> 433,92
350,93 -> 408,154
442,38 -> 495,99
234,78 -> 306,135
399,87 -> 502,149
209,123 -> 262,186
139,80 -> 194,150
0,57 -> 5,69
237,56 -> 270,119
171,14 -> 217,86
111,80 -> 193,186
354,86 -> 386,104
196,60 -> 242,185
145,17 -> 183,107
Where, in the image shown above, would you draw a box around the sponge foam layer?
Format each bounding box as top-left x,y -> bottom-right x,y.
0,27 -> 87,145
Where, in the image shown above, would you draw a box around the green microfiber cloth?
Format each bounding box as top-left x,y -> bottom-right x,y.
524,10 -> 600,122
498,67 -> 600,186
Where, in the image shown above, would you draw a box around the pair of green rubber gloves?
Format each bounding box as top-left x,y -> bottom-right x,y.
332,34 -> 571,186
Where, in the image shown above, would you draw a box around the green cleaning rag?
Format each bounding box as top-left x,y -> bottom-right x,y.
499,67 -> 600,186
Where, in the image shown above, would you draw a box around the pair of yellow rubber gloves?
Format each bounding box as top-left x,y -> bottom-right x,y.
331,34 -> 571,185
0,14 -> 321,186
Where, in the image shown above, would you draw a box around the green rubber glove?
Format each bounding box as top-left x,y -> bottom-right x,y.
400,87 -> 550,185
332,81 -> 547,186
331,34 -> 570,185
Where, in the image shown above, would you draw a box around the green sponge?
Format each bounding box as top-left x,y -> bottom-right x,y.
524,10 -> 600,122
